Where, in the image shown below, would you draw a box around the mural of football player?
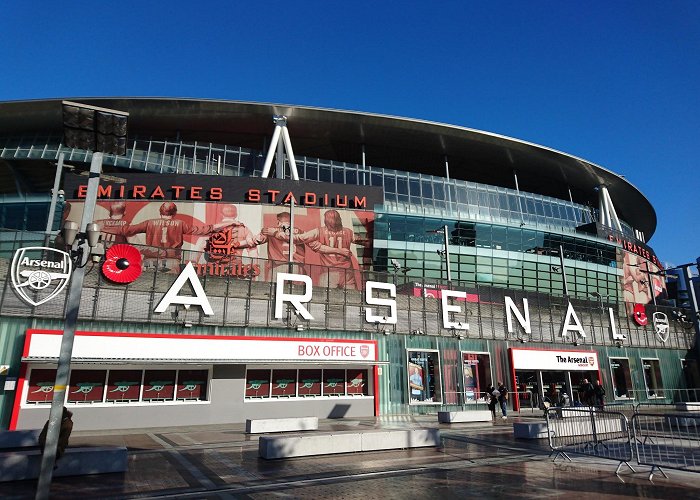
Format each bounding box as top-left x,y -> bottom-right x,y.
255,211 -> 307,281
110,202 -> 234,272
292,209 -> 367,290
205,204 -> 259,261
94,202 -> 130,247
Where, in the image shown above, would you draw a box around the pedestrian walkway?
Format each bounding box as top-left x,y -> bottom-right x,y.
4,415 -> 700,499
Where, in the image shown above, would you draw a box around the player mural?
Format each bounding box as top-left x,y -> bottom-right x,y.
64,200 -> 374,288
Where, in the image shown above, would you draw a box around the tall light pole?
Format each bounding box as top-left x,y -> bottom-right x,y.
558,245 -> 569,297
431,225 -> 452,283
36,102 -> 128,500
43,153 -> 65,247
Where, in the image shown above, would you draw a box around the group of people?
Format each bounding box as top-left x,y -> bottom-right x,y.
541,378 -> 605,410
578,378 -> 606,407
485,377 -> 607,421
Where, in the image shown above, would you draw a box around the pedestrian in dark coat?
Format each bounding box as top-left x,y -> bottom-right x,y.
39,407 -> 74,461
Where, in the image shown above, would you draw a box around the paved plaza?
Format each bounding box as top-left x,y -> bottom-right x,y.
4,415 -> 700,499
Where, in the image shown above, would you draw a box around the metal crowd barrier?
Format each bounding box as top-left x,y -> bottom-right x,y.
631,412 -> 700,480
546,407 -> 635,475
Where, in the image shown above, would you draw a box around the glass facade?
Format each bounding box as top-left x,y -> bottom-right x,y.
0,134 -> 637,303
0,133 -> 637,237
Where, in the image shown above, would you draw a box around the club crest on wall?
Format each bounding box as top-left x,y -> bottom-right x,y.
11,247 -> 72,306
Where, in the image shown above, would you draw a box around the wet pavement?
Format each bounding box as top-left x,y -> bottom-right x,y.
4,415 -> 700,499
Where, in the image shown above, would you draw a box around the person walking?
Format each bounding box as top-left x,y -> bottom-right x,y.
486,384 -> 498,420
593,379 -> 606,408
579,378 -> 594,406
497,381 -> 509,420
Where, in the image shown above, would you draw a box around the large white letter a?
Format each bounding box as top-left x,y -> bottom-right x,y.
154,262 -> 214,316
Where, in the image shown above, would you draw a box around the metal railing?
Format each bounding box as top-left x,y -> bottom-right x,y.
546,407 -> 635,475
545,406 -> 700,479
632,412 -> 700,479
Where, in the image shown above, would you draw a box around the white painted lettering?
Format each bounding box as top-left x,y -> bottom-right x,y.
275,273 -> 313,320
365,281 -> 397,324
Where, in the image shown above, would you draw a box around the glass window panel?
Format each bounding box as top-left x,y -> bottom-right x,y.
271,369 -> 297,397
397,177 -> 408,195
177,369 -> 208,400
67,370 -> 106,403
26,368 -> 56,404
143,370 -> 176,401
245,369 -> 271,398
642,359 -> 664,398
106,369 -> 141,402
610,359 -> 633,399
298,369 -> 322,396
408,350 -> 442,404
323,369 -> 346,395
346,369 -> 369,395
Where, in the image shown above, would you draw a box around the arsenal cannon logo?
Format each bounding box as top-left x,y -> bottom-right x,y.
11,247 -> 72,306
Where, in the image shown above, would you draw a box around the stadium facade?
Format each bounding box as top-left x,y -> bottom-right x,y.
0,98 -> 696,431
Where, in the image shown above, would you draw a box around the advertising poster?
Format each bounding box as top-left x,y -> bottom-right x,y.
63,200 -> 374,288
408,361 -> 424,398
462,354 -> 479,402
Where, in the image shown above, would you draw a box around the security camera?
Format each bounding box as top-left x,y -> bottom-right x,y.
391,259 -> 401,272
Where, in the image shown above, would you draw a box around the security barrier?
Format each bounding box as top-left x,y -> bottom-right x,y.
546,407 -> 635,475
631,412 -> 700,480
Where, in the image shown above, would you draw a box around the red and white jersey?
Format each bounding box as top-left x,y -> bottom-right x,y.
298,226 -> 354,268
259,227 -> 306,263
124,218 -> 214,249
95,218 -> 129,245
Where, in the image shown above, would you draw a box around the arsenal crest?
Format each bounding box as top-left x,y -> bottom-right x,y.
11,247 -> 72,306
360,345 -> 370,358
653,312 -> 670,343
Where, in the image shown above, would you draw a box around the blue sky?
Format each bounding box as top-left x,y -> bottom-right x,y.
2,2 -> 698,266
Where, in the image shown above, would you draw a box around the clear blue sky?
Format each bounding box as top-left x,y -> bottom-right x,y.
2,2 -> 698,266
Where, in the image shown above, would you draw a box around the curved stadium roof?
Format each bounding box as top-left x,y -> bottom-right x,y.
0,98 -> 656,237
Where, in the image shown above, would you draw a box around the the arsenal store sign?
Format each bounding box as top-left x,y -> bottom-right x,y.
510,348 -> 599,371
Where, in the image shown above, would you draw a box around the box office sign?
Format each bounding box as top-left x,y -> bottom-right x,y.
24,331 -> 378,363
511,348 -> 599,371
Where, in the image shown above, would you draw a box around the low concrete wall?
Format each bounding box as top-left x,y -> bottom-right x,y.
675,403 -> 700,412
0,429 -> 40,449
438,411 -> 492,423
0,446 -> 128,482
259,428 -> 441,459
513,422 -> 548,439
246,417 -> 319,434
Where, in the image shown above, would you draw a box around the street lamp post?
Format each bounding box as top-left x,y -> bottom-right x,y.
43,152 -> 65,247
35,102 -> 128,500
558,245 -> 569,297
431,225 -> 452,283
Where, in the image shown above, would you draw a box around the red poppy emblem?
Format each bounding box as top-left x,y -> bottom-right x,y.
102,244 -> 143,283
633,303 -> 648,326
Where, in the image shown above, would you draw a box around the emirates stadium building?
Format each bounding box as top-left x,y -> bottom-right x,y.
0,98 -> 696,431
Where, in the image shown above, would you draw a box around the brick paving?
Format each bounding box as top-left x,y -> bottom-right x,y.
3,415 -> 700,499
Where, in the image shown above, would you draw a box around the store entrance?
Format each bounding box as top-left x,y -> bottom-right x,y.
541,370 -> 569,406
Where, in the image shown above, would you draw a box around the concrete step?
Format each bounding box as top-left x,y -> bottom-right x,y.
0,446 -> 128,482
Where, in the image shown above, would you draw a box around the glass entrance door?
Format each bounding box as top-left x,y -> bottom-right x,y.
541,371 -> 570,406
